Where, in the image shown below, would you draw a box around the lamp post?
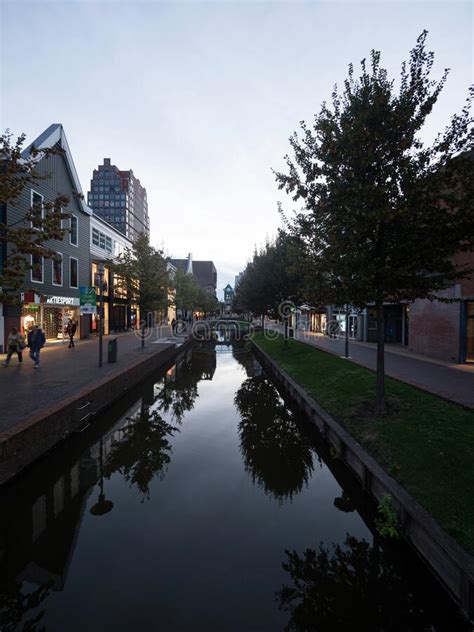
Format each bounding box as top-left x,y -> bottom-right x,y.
98,262 -> 104,368
345,303 -> 350,359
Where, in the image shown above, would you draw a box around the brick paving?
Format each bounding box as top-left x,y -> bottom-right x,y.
0,327 -> 176,433
267,324 -> 474,409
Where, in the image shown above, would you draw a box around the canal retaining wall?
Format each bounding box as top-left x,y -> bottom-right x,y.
252,341 -> 474,621
0,339 -> 192,487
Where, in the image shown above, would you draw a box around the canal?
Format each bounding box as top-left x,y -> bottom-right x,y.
0,342 -> 468,631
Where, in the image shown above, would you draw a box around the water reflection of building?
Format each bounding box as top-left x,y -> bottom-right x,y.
0,399 -> 141,597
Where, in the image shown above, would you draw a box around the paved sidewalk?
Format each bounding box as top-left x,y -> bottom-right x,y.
0,327 -> 176,434
267,325 -> 474,409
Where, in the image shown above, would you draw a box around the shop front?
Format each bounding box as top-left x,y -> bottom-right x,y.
21,292 -> 81,343
331,307 -> 361,340
309,310 -> 328,334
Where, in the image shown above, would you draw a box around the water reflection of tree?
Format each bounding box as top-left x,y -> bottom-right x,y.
153,360 -> 200,424
105,405 -> 177,501
277,536 -> 430,631
0,577 -> 52,632
235,376 -> 314,502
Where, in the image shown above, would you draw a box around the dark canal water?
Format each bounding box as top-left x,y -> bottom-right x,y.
0,342 -> 469,631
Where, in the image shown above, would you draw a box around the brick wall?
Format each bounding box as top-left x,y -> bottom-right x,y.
409,287 -> 461,362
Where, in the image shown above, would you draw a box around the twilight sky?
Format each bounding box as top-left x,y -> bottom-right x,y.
1,1 -> 472,297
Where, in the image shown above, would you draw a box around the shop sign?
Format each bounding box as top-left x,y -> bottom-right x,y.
80,286 -> 97,314
44,295 -> 80,306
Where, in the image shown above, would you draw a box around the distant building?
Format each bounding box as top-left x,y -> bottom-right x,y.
223,284 -> 234,305
170,253 -> 217,296
87,158 -> 149,242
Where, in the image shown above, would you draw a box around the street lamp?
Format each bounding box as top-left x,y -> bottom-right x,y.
345,303 -> 350,359
98,261 -> 105,368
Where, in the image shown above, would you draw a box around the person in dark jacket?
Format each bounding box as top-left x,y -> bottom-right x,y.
28,325 -> 46,368
66,319 -> 77,348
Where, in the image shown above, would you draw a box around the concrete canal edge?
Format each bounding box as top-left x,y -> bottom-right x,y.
252,340 -> 474,621
0,338 -> 193,487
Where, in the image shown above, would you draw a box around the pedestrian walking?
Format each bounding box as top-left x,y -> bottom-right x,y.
65,319 -> 77,348
28,325 -> 46,368
2,328 -> 26,367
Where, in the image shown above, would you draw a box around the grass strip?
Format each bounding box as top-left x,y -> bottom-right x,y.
254,333 -> 474,554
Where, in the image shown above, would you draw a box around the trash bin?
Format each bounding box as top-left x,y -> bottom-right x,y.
289,327 -> 295,338
108,338 -> 118,363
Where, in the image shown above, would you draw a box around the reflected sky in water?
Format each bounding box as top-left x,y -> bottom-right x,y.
0,344 -> 467,631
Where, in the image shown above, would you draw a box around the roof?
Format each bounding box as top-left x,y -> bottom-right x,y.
169,259 -> 188,273
21,124 -> 91,216
170,258 -> 217,289
191,260 -> 217,288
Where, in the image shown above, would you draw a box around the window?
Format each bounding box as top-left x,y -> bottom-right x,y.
31,254 -> 44,283
99,232 -> 106,249
92,228 -> 100,246
52,253 -> 63,286
70,257 -> 78,288
105,236 -> 112,253
70,215 -> 78,246
31,190 -> 44,229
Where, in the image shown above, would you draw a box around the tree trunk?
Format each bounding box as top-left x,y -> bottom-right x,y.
261,313 -> 264,330
375,300 -> 386,415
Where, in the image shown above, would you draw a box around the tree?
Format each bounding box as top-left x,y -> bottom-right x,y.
171,267 -> 200,316
0,131 -> 73,304
275,31 -> 474,413
196,286 -> 218,316
113,233 -> 170,323
171,268 -> 217,317
233,231 -> 304,321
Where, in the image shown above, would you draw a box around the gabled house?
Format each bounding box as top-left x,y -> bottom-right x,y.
170,253 -> 217,296
1,124 -> 92,351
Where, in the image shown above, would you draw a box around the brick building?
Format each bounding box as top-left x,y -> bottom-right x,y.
408,251 -> 474,363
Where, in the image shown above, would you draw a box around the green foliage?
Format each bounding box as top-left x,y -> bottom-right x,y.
233,230 -> 305,317
274,31 -> 474,412
113,233 -> 169,316
0,130 -> 75,304
171,267 -> 217,315
375,494 -> 400,539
